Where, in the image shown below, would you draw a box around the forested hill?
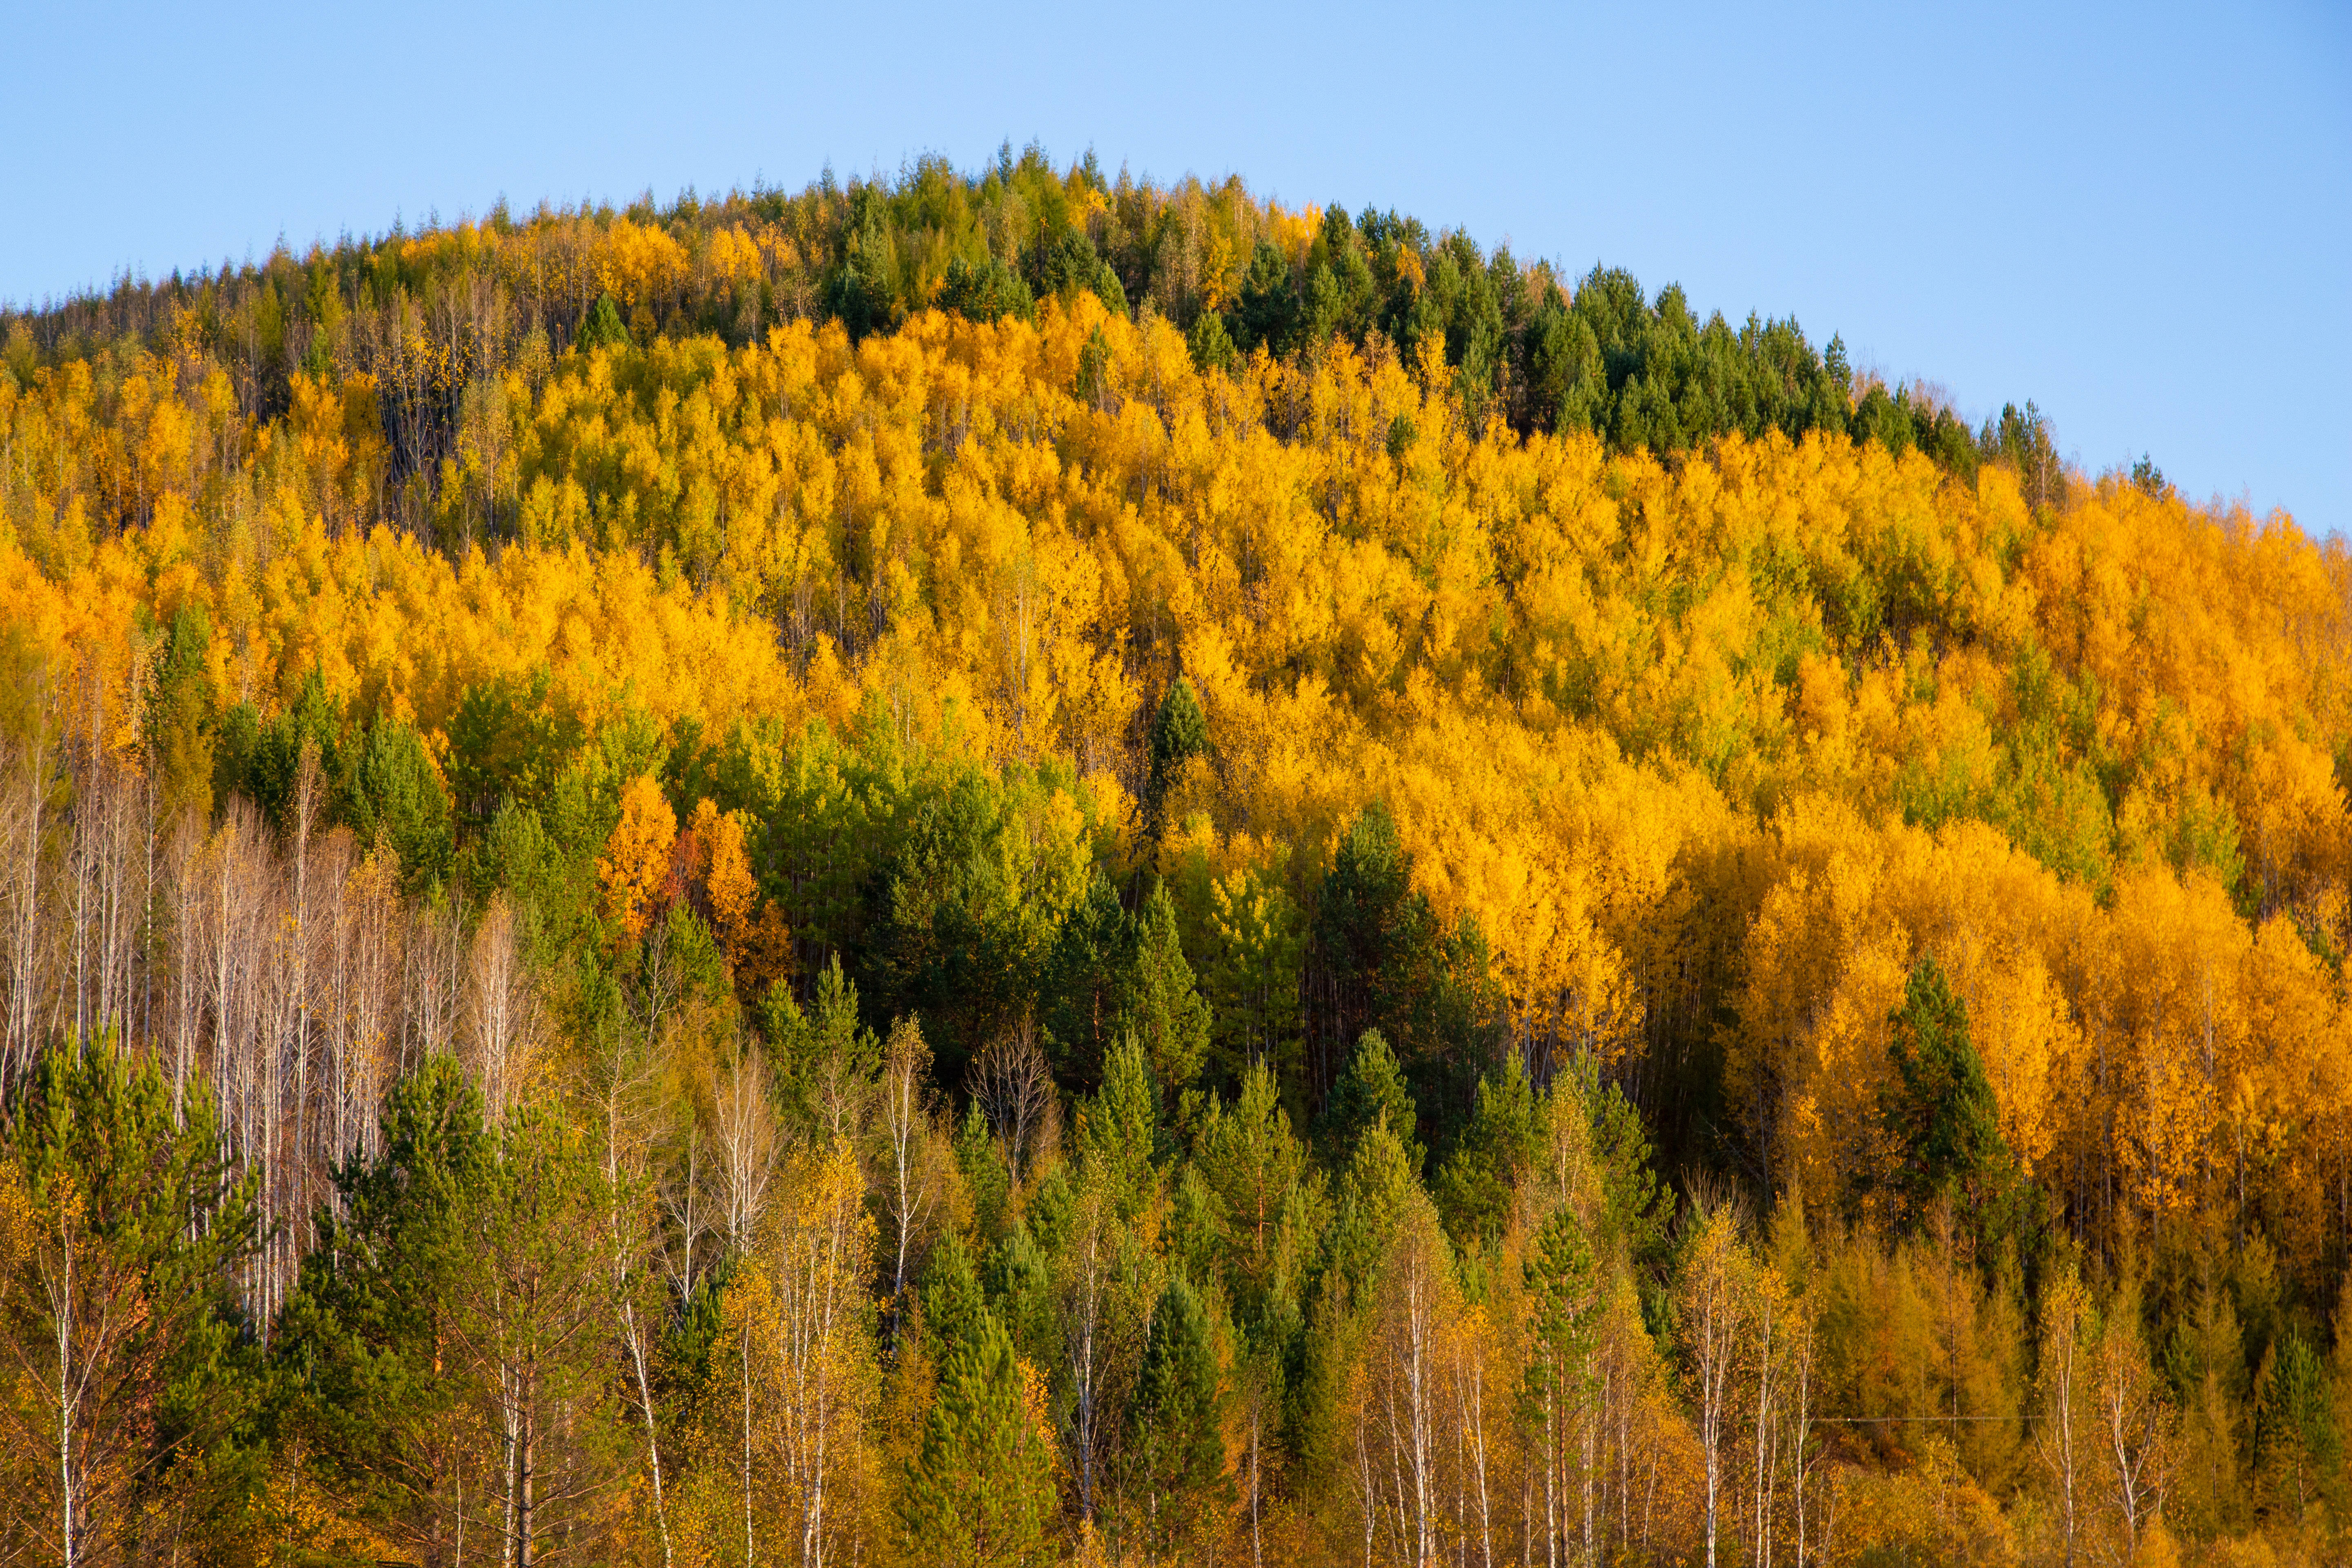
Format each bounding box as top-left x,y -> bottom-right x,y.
4,144 -> 2064,525
0,149 -> 2343,1566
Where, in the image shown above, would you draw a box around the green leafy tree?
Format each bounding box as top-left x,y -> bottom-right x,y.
443,1105 -> 630,1564
1303,203 -> 1376,344
955,1100 -> 1013,1245
1525,296 -> 1606,433
1198,865 -> 1305,1098
466,796 -> 575,924
1987,399 -> 2066,512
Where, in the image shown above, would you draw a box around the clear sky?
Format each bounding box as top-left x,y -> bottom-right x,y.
4,0 -> 2346,533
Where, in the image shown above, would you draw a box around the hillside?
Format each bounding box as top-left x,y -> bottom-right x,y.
0,150 -> 2344,1566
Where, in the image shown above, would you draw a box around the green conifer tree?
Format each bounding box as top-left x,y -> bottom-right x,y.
1321,1029 -> 1423,1174
921,1228 -> 989,1362
577,293 -> 629,352
1080,1032 -> 1158,1217
898,1311 -> 1058,1568
987,1221 -> 1056,1370
278,1055 -> 493,1557
341,714 -> 454,890
1321,1114 -> 1419,1310
1144,678 -> 1209,839
1,1035 -> 261,1562
1435,1052 -> 1541,1246
1123,882 -> 1210,1094
1194,1059 -> 1315,1325
1187,309 -> 1238,375
1131,1274 -> 1232,1555
1876,954 -> 2013,1236
1521,1203 -> 1602,1547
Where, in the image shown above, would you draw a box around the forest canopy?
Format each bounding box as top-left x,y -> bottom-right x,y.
0,147 -> 2342,1568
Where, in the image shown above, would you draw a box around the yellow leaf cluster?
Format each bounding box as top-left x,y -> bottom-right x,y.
599,775 -> 677,946
9,285 -> 2352,1263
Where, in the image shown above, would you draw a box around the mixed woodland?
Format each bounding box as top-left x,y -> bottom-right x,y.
0,146 -> 2345,1567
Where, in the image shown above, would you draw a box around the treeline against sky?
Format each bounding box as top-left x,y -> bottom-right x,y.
0,149 -> 2346,1566
2,143 -> 2065,544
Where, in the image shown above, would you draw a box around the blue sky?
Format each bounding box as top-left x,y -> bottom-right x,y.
4,0 -> 2346,532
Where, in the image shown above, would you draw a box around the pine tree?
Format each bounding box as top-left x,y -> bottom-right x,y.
764,953 -> 880,1142
1079,1031 -> 1158,1217
1435,1052 -> 1540,1245
1131,1274 -> 1231,1555
1308,804 -> 1497,1132
445,1104 -> 626,1566
921,1228 -> 989,1361
987,1221 -> 1056,1370
1186,309 -> 1238,375
342,714 -> 454,891
577,293 -> 629,352
1876,955 -> 2011,1235
285,1059 -> 626,1564
1321,1114 -> 1420,1310
1234,240 -> 1298,356
1144,679 -> 1209,840
2262,1327 -> 2334,1522
144,602 -> 214,829
0,1035 -> 261,1564
279,1056 -> 494,1559
1321,1029 -> 1423,1175
1193,1059 -> 1314,1325
898,1311 -> 1059,1568
1042,870 -> 1136,1084
1123,882 -> 1210,1095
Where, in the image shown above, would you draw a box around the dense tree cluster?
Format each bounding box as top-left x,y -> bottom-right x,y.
0,151 -> 2345,1565
1,146 -> 2062,548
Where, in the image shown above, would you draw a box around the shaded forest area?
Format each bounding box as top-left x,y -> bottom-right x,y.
0,148 -> 2343,1568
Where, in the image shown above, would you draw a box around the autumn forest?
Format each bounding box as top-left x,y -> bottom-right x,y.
0,146 -> 2343,1568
